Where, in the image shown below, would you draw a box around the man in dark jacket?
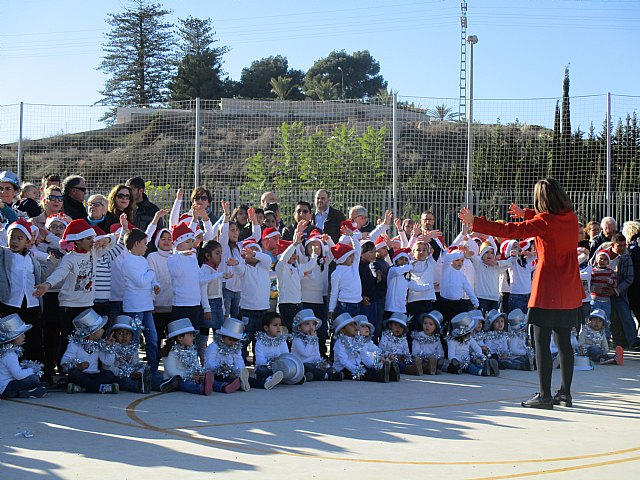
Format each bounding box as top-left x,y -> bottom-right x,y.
126,177 -> 161,231
312,189 -> 345,244
282,201 -> 315,241
61,175 -> 88,220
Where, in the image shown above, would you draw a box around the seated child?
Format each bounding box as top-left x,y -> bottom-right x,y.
61,309 -> 119,394
410,310 -> 446,375
379,312 -> 423,376
102,315 -> 153,394
578,309 -> 624,365
0,314 -> 46,398
291,309 -> 343,381
485,309 -> 533,371
447,312 -> 499,376
252,312 -> 288,389
506,308 -> 535,368
332,313 -> 390,382
204,317 -> 252,393
354,314 -> 397,381
160,318 -> 214,395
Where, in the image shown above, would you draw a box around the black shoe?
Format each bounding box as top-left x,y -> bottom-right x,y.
489,358 -> 500,377
391,361 -> 400,382
160,375 -> 181,393
18,386 -> 47,398
552,391 -> 573,407
521,393 -> 554,410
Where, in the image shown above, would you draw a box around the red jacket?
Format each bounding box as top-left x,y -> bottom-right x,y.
472,209 -> 584,310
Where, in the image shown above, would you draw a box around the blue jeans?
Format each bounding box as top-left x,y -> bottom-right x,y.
223,287 -> 241,319
508,294 -> 530,314
464,362 -> 483,375
126,311 -> 159,372
335,301 -> 360,318
611,296 -> 639,346
240,309 -> 267,363
1,374 -> 41,398
178,378 -> 202,394
359,302 -> 378,333
584,345 -> 606,361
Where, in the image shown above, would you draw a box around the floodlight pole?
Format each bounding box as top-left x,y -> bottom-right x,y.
338,66 -> 344,101
465,35 -> 478,208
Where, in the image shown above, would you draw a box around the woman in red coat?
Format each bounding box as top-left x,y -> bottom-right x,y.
459,178 -> 584,409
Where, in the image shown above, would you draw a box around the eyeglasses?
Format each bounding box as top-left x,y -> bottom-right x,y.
194,195 -> 208,202
116,193 -> 130,200
73,186 -> 87,192
88,202 -> 105,208
46,195 -> 64,201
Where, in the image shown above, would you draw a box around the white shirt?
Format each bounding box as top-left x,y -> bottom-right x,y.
61,340 -> 113,374
328,237 -> 362,312
290,334 -> 322,364
385,264 -> 430,314
254,333 -> 289,367
204,338 -> 245,376
407,258 -> 437,303
379,330 -> 411,356
447,337 -> 483,363
200,263 -> 225,301
470,256 -> 514,301
220,221 -> 261,293
147,250 -> 173,310
299,244 -> 333,303
276,243 -> 318,305
167,252 -> 209,308
411,332 -> 445,359
0,349 -> 35,394
5,250 -> 38,308
332,334 -> 363,374
121,253 -> 159,313
235,251 -> 272,311
508,258 -> 536,295
439,251 -> 479,306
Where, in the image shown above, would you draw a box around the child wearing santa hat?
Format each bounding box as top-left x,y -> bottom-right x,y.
0,219 -> 46,367
589,248 -> 617,323
406,238 -> 440,330
438,246 -> 480,334
502,239 -> 536,314
470,240 -> 517,313
34,218 -> 116,364
385,247 -> 431,321
328,231 -> 362,320
147,227 -> 174,352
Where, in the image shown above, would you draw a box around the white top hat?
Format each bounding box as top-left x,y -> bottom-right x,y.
216,317 -> 245,340
292,309 -> 322,329
109,315 -> 137,333
0,314 -> 32,344
167,318 -> 196,339
383,312 -> 408,330
271,352 -> 305,385
507,308 -> 527,331
421,310 -> 443,331
353,314 -> 375,335
72,309 -> 108,336
485,309 -> 506,330
468,309 -> 484,323
333,312 -> 356,333
450,312 -> 476,337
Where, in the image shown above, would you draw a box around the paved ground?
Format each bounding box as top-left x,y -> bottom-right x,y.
1,353 -> 639,480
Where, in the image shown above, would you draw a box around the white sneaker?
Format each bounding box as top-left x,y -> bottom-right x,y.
263,371 -> 284,390
240,368 -> 250,392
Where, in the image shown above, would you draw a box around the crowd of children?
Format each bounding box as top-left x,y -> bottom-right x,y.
0,170 -> 630,400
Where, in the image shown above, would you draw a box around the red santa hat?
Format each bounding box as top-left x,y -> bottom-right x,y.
331,242 -> 355,264
242,237 -> 262,251
7,219 -> 34,241
500,239 -> 518,260
374,236 -> 388,251
110,222 -> 137,236
304,231 -> 323,247
447,245 -> 464,261
596,248 -> 616,263
45,214 -> 68,230
340,220 -> 358,233
172,222 -> 195,246
518,238 -> 534,252
261,227 -> 281,241
392,248 -> 411,263
390,235 -> 402,247
61,219 -> 97,243
276,239 -> 293,256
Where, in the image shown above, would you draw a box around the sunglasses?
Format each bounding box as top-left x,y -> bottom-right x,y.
47,195 -> 64,202
116,193 -> 130,200
73,186 -> 87,192
194,195 -> 209,202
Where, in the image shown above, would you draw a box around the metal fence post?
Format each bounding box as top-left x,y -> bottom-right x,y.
194,97 -> 201,188
392,93 -> 398,225
17,102 -> 24,180
606,92 -> 611,217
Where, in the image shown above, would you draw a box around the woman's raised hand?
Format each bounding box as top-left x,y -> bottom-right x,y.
508,203 -> 525,219
458,207 -> 474,226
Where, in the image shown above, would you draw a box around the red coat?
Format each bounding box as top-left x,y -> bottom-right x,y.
472,209 -> 584,310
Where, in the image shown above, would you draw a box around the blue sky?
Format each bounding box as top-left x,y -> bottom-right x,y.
0,0 -> 638,138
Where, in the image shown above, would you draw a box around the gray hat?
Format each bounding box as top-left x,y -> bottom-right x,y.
271,352 -> 305,385
450,312 -> 476,337
108,315 -> 138,334
485,309 -> 506,330
216,317 -> 244,340
507,308 -> 527,331
383,312 -> 408,330
292,309 -> 322,329
353,314 -> 375,335
0,314 -> 32,344
469,309 -> 484,323
167,318 -> 196,339
588,308 -> 609,326
333,312 -> 356,333
421,310 -> 443,332
0,170 -> 20,188
72,309 -> 108,336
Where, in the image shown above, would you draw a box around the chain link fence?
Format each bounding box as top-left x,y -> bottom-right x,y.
1,94 -> 638,242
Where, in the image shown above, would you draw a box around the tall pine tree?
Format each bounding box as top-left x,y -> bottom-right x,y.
98,0 -> 174,116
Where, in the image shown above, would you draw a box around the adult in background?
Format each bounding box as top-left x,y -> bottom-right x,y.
107,184 -> 136,228
313,189 -> 345,244
0,170 -> 21,224
607,233 -> 640,350
282,201 -> 314,241
623,220 -> 640,349
260,191 -> 278,209
584,220 -> 601,243
349,205 -> 374,234
459,178 -> 584,410
40,174 -> 61,196
85,194 -> 114,233
31,185 -> 66,229
589,216 -> 617,259
61,175 -> 88,220
126,177 -> 160,232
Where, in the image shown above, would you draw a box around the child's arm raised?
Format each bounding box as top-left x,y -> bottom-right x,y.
169,189 -> 184,228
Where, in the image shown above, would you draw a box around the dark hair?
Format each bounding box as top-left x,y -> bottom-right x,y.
198,240 -> 222,266
296,201 -> 312,212
264,210 -> 276,220
191,186 -> 212,204
361,241 -> 376,254
124,228 -> 147,250
266,202 -> 280,213
125,177 -> 146,190
254,208 -> 264,216
419,313 -> 441,333
533,178 -> 573,214
107,184 -> 136,222
62,175 -> 85,195
159,337 -> 177,358
230,205 -> 249,224
41,174 -> 61,189
612,233 -> 626,243
262,312 -> 281,329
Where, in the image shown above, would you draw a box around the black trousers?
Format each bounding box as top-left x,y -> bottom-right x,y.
0,300 -> 43,364
533,325 -> 574,398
